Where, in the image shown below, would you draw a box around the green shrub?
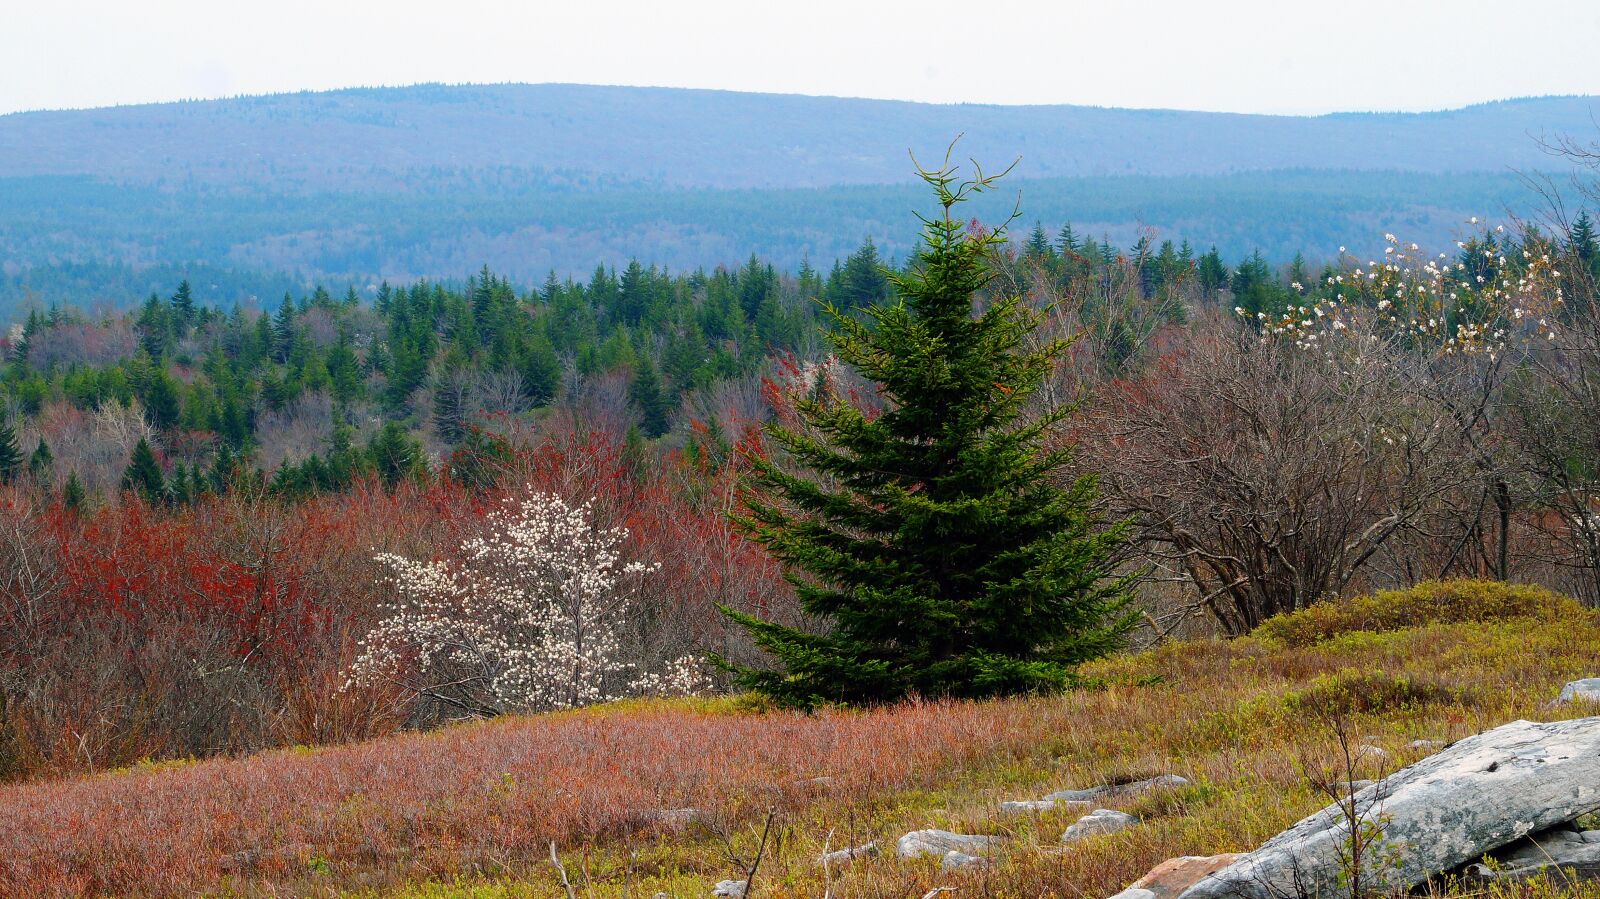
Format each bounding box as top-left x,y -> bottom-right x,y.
1253,580 -> 1583,647
1281,670 -> 1465,718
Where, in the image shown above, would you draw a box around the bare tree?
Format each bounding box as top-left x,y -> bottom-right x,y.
1088,315 -> 1469,634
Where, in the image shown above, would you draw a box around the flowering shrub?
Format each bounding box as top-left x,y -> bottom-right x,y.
346,490 -> 707,716
1240,224 -> 1565,358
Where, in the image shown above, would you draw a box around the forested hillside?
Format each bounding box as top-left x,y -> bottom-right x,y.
0,84 -> 1588,314
3,84 -> 1594,187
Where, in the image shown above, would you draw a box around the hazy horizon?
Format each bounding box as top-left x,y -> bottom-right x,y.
8,0 -> 1600,118
4,79 -> 1597,120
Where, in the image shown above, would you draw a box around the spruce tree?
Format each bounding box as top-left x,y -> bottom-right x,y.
27,439 -> 52,482
1024,222 -> 1053,259
170,279 -> 195,329
0,421 -> 20,485
629,358 -> 670,438
122,438 -> 166,504
722,150 -> 1138,707
60,472 -> 87,511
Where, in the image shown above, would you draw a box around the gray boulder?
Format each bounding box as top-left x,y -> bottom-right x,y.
1470,827 -> 1600,881
1558,678 -> 1600,704
1046,774 -> 1189,803
817,841 -> 878,868
1001,799 -> 1060,814
895,829 -> 1001,860
1001,798 -> 1092,815
1061,809 -> 1138,843
1178,717 -> 1600,899
941,850 -> 989,871
711,880 -> 746,898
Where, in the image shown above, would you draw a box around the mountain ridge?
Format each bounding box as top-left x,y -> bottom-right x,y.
1,83 -> 1594,192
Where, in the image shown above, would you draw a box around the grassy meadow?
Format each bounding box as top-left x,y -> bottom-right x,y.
4,580 -> 1599,898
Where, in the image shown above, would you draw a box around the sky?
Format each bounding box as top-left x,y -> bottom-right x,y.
5,0 -> 1600,117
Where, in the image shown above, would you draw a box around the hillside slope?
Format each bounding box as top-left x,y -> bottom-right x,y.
0,85 -> 1590,314
2,581 -> 1595,898
1,84 -> 1596,189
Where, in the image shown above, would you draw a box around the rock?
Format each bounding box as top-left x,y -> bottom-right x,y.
1109,854 -> 1246,899
711,880 -> 746,898
1046,774 -> 1189,803
941,850 -> 988,871
817,841 -> 878,868
1354,744 -> 1389,762
1061,809 -> 1138,843
1001,798 -> 1091,815
1177,717 -> 1600,899
1558,679 -> 1600,704
896,829 -> 1001,860
1001,799 -> 1057,814
1470,827 -> 1600,880
1409,739 -> 1447,751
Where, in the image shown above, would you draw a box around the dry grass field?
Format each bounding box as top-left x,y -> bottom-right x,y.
4,580 -> 1599,899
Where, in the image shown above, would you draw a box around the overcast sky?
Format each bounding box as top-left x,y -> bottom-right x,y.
5,0 -> 1600,117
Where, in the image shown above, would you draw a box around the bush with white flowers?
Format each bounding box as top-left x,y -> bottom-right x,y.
346,491 -> 707,716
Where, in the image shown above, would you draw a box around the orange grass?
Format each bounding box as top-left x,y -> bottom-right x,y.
2,581 -> 1597,898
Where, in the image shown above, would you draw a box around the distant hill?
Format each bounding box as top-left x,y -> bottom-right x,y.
0,84 -> 1593,313
2,83 -> 1596,188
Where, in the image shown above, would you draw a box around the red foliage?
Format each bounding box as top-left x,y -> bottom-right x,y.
0,696 -> 1054,897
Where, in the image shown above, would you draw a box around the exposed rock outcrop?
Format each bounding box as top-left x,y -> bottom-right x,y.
1108,854 -> 1245,899
895,829 -> 1001,860
1177,717 -> 1600,899
1558,678 -> 1600,704
1046,774 -> 1189,803
940,850 -> 988,871
1061,809 -> 1138,843
1469,827 -> 1600,881
817,841 -> 878,868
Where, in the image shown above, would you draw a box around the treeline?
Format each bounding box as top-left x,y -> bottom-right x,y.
0,223 -> 1290,507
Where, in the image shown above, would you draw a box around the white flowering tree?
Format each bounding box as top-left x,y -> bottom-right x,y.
346,492 -> 706,717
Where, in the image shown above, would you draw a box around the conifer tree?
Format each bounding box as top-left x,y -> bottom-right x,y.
170,279 -> 195,329
27,439 -> 52,482
629,357 -> 670,438
0,421 -> 20,485
1024,222 -> 1053,259
368,422 -> 422,488
722,148 -> 1138,707
1197,246 -> 1229,300
1056,222 -> 1081,255
60,471 -> 87,511
122,437 -> 166,504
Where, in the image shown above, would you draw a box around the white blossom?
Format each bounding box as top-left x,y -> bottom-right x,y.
345,491 -> 709,715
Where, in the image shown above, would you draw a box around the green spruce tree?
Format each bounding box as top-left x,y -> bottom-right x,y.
0,421 -> 20,485
721,149 -> 1139,707
629,357 -> 670,438
60,471 -> 87,512
121,437 -> 166,504
27,439 -> 52,482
